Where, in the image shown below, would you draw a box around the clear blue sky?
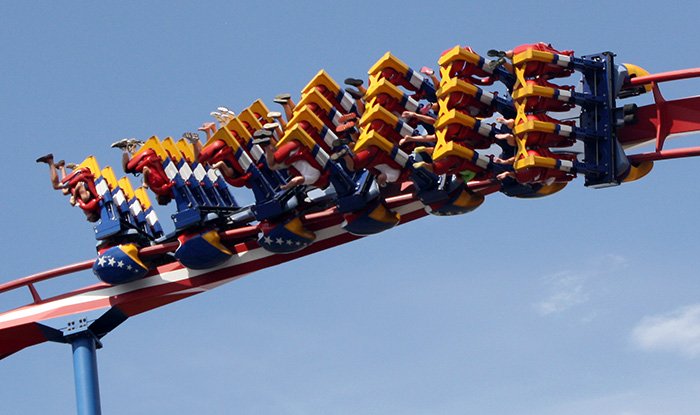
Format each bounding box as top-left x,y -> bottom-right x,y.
2,1 -> 700,414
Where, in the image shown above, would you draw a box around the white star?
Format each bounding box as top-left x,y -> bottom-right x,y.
263,236 -> 273,244
275,237 -> 284,244
127,264 -> 133,271
286,239 -> 293,245
97,256 -> 107,267
296,241 -> 302,246
117,260 -> 124,268
107,257 -> 116,266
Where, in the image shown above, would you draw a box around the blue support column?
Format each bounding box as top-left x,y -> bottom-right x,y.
70,333 -> 102,415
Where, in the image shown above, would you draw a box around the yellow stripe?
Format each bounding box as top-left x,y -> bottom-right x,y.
201,230 -> 233,256
120,243 -> 148,269
368,203 -> 401,224
284,217 -> 317,240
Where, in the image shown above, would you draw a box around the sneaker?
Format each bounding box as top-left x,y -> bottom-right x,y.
211,111 -> 226,123
36,153 -> 53,164
274,93 -> 291,104
66,163 -> 78,170
420,66 -> 435,76
330,147 -> 348,161
487,49 -> 507,58
263,122 -> 280,130
412,161 -> 427,169
252,136 -> 271,146
253,129 -> 273,138
128,139 -> 145,146
345,88 -> 364,100
267,111 -> 282,119
338,112 -> 357,123
488,57 -> 506,68
344,78 -> 364,87
55,160 -> 65,168
331,137 -> 352,147
335,121 -> 356,133
182,132 -> 200,143
111,138 -> 129,149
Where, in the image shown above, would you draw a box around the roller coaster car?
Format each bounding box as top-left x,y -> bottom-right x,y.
512,43 -> 575,79
248,99 -> 277,125
199,139 -> 252,188
61,163 -> 102,214
368,52 -> 437,101
499,177 -> 568,199
62,156 -> 129,239
617,63 -> 653,99
173,138 -> 239,209
513,113 -> 577,148
201,126 -> 284,217
296,88 -> 342,130
434,108 -> 495,149
237,108 -> 267,136
286,106 -> 339,152
257,215 -> 316,254
352,130 -> 412,185
364,78 -> 421,115
118,176 -> 163,239
92,242 -> 150,285
358,104 -> 415,146
174,228 -> 232,269
437,77 -> 515,119
512,78 -> 576,112
274,125 -> 332,190
513,148 -> 577,186
134,187 -> 164,238
438,46 -> 496,85
301,70 -> 357,114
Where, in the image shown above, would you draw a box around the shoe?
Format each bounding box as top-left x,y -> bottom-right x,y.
55,160 -> 65,168
414,146 -> 428,153
263,122 -> 280,130
487,49 -> 507,58
182,132 -> 200,143
217,106 -> 231,113
36,153 -> 53,164
66,163 -> 78,170
412,161 -> 427,169
252,136 -> 271,146
253,129 -> 273,138
128,139 -> 145,146
267,111 -> 282,119
488,57 -> 506,68
330,147 -> 348,161
338,112 -> 357,123
211,111 -> 226,123
111,138 -> 129,149
336,121 -> 356,133
332,137 -> 352,147
344,78 -> 364,87
420,66 -> 435,76
345,88 -> 364,100
274,93 -> 291,104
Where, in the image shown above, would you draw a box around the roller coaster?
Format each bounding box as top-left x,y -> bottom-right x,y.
3,43 -> 700,414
